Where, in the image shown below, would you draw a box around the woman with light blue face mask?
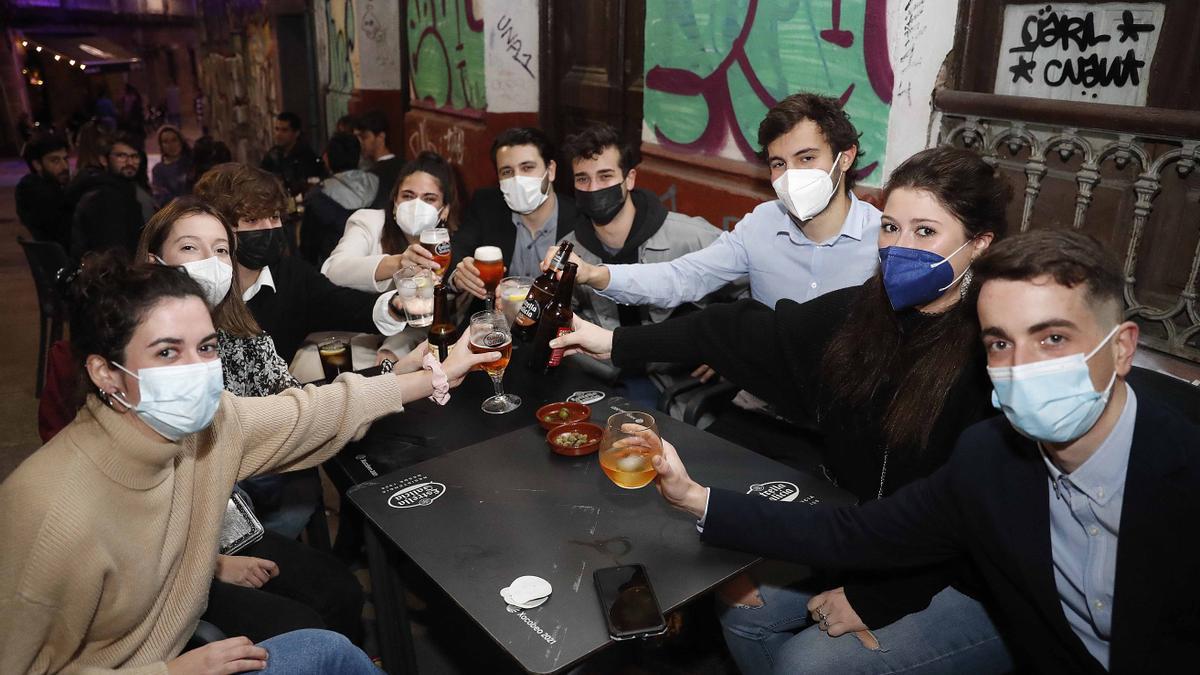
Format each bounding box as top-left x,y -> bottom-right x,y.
551,147 -> 1018,674
0,253 -> 498,674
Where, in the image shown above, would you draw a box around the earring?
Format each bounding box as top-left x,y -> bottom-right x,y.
105,389 -> 133,412
959,269 -> 974,299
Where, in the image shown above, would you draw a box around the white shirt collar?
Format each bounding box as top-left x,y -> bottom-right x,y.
242,266 -> 276,302
377,153 -> 396,162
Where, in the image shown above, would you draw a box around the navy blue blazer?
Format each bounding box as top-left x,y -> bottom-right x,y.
702,387 -> 1200,673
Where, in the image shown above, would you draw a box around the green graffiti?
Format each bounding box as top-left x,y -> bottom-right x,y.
407,0 -> 487,111
327,0 -> 355,131
644,0 -> 892,185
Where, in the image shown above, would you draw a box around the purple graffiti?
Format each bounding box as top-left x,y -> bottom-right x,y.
645,0 -> 890,180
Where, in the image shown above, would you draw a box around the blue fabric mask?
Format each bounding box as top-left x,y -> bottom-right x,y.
879,240 -> 972,311
987,325 -> 1121,444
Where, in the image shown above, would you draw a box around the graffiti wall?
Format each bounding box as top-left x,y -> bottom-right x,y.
407,0 -> 487,112
642,0 -> 893,186
483,0 -> 538,113
322,0 -> 358,132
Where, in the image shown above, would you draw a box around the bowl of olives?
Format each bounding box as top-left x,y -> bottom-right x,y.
546,421 -> 603,456
536,401 -> 591,430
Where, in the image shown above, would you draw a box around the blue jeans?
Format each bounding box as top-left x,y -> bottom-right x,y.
247,629 -> 376,674
719,580 -> 1013,674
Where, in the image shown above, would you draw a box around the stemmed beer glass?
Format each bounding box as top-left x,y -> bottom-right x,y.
469,310 -> 520,414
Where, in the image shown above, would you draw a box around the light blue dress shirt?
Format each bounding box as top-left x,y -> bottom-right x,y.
509,199 -> 560,279
1041,383 -> 1136,671
599,194 -> 881,309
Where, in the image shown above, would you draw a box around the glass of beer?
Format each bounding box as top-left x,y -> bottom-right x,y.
318,337 -> 351,383
394,267 -> 436,327
474,246 -> 505,311
469,310 -> 519,414
497,275 -> 533,327
599,412 -> 661,489
421,227 -> 451,278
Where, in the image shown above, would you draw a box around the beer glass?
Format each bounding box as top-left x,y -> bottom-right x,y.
421,227 -> 451,277
474,246 -> 505,311
469,310 -> 520,414
598,412 -> 661,489
318,337 -> 351,382
497,276 -> 533,328
394,267 -> 436,327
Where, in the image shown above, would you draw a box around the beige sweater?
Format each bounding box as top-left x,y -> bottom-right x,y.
0,373 -> 406,674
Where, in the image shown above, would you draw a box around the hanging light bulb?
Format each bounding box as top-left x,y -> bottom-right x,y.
54,54 -> 61,61
20,40 -> 28,48
69,59 -> 75,66
35,45 -> 42,52
80,64 -> 87,70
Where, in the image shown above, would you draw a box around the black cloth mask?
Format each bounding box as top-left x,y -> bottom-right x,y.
576,182 -> 627,225
236,227 -> 288,270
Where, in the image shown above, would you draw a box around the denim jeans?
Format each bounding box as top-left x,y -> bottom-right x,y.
719,581 -> 1013,675
248,629 -> 376,674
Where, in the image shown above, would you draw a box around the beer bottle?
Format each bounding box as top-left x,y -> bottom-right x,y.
528,262 -> 577,373
426,283 -> 456,361
514,241 -> 573,340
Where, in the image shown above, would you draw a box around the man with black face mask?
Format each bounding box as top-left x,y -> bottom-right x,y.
194,163 -> 406,364
16,135 -> 73,249
69,132 -> 148,260
556,124 -> 726,332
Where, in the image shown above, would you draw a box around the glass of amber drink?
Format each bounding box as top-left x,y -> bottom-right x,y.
469,310 -> 520,414
599,412 -> 661,489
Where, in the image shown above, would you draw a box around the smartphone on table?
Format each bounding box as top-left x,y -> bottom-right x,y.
593,563 -> 668,640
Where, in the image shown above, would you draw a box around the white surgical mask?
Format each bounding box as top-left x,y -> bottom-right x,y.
395,199 -> 442,236
772,151 -> 844,221
180,256 -> 233,307
112,360 -> 225,441
500,171 -> 550,214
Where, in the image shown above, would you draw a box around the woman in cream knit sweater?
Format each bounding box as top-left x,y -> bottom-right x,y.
0,255 -> 497,674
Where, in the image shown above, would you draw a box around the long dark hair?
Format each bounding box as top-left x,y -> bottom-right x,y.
380,151 -> 458,255
821,147 -> 1012,451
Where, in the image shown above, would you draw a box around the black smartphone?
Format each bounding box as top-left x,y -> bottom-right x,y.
593,564 -> 668,640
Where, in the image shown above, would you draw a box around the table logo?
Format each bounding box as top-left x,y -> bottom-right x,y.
567,390 -> 606,405
384,473 -> 447,509
747,481 -> 800,502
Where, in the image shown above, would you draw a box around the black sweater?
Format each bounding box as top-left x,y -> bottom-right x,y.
245,256 -> 383,363
612,285 -> 996,627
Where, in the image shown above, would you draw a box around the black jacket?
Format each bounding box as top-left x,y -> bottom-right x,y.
448,187 -> 581,279
612,287 -> 995,627
15,173 -> 71,249
702,391 -> 1200,673
244,255 -> 383,363
67,170 -> 145,260
299,189 -> 353,266
368,156 -> 403,210
261,142 -> 326,195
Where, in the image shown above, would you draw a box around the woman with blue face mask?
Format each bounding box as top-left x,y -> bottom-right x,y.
0,253 -> 497,674
551,147 -> 1015,674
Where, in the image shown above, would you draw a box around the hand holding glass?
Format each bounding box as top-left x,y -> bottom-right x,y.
599,412 -> 661,489
394,267 -> 436,327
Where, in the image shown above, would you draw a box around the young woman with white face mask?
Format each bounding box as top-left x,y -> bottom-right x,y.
551,147 -> 1018,674
321,151 -> 456,293
0,253 -> 497,674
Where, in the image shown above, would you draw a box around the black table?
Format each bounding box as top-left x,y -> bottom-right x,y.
347,394 -> 854,673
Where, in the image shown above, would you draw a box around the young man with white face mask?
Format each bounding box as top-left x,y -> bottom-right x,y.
555,92 -> 880,313
444,127 -> 581,301
644,230 -> 1200,672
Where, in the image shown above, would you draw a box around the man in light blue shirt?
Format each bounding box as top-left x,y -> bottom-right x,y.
562,92 -> 882,311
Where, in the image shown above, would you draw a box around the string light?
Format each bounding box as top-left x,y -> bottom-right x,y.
80,64 -> 87,70
20,40 -> 28,48
69,59 -> 75,66
53,54 -> 60,61
35,45 -> 42,52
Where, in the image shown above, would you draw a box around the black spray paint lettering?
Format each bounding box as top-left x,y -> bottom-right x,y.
1044,49 -> 1145,88
1009,7 -> 1110,54
496,14 -> 535,79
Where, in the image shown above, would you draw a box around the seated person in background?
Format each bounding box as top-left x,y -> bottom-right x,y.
301,132 -> 379,265
70,131 -> 147,260
552,147 -> 1015,674
557,123 -> 726,331
188,135 -> 233,190
15,134 -> 72,249
0,253 -> 498,673
353,110 -> 402,209
193,162 -> 407,365
447,127 -> 580,302
261,111 -> 326,196
151,124 -> 193,207
322,151 -> 456,293
646,229 -> 1200,673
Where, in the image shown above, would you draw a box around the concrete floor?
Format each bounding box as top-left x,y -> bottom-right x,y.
0,157 -> 51,482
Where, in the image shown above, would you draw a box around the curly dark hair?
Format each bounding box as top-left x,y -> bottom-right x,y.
491,126 -> 555,167
193,162 -> 287,225
561,124 -> 640,175
757,92 -> 861,189
64,250 -> 206,406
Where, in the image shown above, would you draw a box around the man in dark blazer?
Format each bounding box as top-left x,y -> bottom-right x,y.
649,230 -> 1199,673
446,127 -> 581,302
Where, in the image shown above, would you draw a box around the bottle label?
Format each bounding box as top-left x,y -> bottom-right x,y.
517,297 -> 541,324
547,326 -> 573,367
